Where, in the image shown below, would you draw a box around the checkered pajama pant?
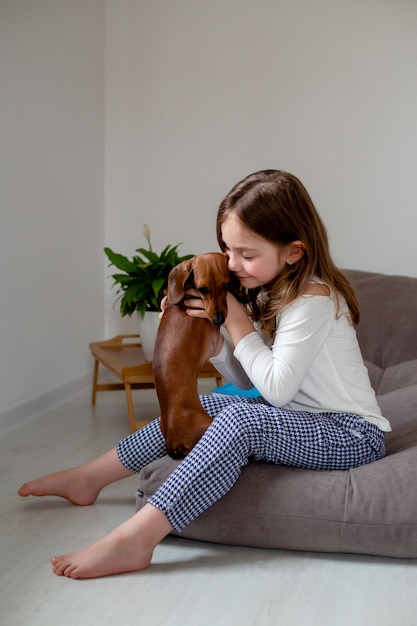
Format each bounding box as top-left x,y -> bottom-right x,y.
116,394 -> 385,533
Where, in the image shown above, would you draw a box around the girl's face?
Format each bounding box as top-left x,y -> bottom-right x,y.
221,213 -> 291,289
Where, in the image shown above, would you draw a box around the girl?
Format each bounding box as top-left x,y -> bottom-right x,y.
18,169 -> 391,579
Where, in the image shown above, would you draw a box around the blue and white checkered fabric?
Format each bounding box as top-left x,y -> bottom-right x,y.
117,394 -> 385,532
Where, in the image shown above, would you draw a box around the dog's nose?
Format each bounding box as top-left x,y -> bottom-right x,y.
212,312 -> 226,325
172,450 -> 182,459
169,447 -> 186,460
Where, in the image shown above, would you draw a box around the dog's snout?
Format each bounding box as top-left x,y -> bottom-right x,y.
212,312 -> 226,325
167,442 -> 191,459
170,448 -> 185,460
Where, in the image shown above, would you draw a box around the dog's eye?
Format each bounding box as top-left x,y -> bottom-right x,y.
223,283 -> 230,291
197,287 -> 208,295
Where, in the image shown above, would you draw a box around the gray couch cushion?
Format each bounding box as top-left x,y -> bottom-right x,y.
345,270 -> 417,369
136,270 -> 417,558
378,360 -> 417,396
137,420 -> 417,558
378,384 -> 417,429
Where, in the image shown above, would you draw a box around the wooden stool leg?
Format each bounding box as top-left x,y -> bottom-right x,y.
124,383 -> 137,433
91,359 -> 99,406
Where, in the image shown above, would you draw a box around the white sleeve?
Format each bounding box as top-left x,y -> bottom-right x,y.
233,296 -> 336,407
210,331 -> 253,390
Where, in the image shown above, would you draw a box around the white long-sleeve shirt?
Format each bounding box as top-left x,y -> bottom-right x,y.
210,291 -> 391,432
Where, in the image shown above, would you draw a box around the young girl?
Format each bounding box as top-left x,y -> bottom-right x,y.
18,169 -> 391,579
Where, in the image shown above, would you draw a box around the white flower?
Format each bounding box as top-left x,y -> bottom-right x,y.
142,223 -> 152,250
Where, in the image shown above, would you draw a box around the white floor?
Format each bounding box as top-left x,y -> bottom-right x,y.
1,387 -> 417,626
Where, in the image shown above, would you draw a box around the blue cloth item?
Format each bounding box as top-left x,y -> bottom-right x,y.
211,383 -> 262,398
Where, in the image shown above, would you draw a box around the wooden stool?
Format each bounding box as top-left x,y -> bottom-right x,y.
89,335 -> 222,432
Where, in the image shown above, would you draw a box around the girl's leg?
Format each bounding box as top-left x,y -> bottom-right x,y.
148,400 -> 260,531
18,418 -> 167,505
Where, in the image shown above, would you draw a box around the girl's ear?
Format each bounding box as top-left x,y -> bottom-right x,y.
287,241 -> 305,265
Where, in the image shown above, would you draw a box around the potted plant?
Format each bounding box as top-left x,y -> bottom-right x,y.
104,224 -> 194,359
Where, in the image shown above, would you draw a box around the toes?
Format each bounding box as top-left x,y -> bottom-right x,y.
51,554 -> 72,576
51,554 -> 84,578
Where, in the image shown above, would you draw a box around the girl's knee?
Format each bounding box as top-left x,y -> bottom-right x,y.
212,403 -> 253,432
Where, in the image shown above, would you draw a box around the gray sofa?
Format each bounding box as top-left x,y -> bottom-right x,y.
136,270 -> 417,558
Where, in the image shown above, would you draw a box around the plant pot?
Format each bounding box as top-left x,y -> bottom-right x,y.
137,311 -> 161,361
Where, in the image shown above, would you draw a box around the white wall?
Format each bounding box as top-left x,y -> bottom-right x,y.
104,0 -> 417,335
0,0 -> 105,433
1,0 -> 416,434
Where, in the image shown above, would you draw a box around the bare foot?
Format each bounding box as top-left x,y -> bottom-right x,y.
51,530 -> 152,578
18,449 -> 131,506
51,505 -> 172,579
18,467 -> 99,506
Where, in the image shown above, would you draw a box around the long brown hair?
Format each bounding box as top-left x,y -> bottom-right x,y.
216,170 -> 360,336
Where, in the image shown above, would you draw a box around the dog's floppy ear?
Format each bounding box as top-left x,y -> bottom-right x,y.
166,258 -> 195,304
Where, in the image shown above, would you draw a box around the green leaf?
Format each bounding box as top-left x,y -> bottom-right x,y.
135,248 -> 160,264
110,274 -> 137,285
104,247 -> 138,273
151,277 -> 166,298
137,302 -> 147,318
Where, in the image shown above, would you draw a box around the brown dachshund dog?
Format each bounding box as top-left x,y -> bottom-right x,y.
153,252 -> 231,459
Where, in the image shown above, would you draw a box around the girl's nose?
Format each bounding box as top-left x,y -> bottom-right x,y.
227,254 -> 240,272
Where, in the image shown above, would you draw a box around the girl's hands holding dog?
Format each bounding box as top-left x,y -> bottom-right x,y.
162,288 -> 254,355
183,289 -> 207,318
159,291 -> 206,319
185,290 -> 255,353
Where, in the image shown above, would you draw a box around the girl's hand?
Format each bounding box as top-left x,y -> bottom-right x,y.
159,295 -> 168,319
184,289 -> 208,319
223,291 -> 256,346
160,290 -> 210,320
185,288 -> 224,355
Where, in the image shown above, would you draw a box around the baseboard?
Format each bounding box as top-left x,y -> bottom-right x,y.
0,372 -> 92,437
